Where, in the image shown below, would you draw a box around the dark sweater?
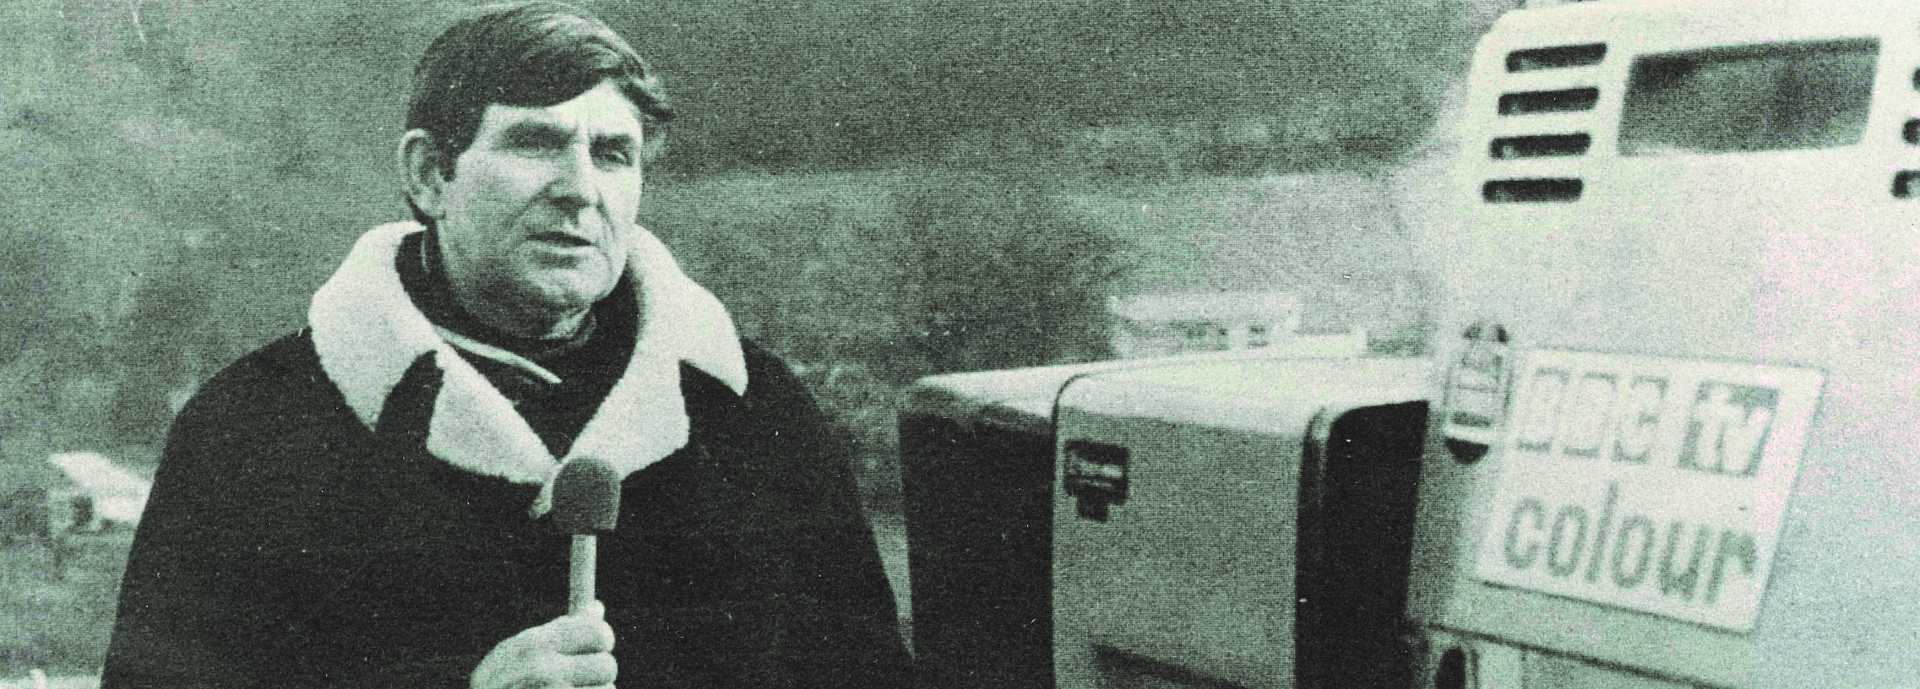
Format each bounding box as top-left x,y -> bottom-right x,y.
101,298 -> 909,686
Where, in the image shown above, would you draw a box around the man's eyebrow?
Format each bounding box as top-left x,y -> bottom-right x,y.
495,120 -> 639,150
593,132 -> 638,150
498,119 -> 576,146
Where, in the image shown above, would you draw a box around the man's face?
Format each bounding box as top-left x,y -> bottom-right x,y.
433,80 -> 645,325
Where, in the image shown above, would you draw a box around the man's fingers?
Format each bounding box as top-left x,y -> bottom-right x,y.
561,652 -> 618,686
534,614 -> 617,654
516,650 -> 616,688
474,605 -> 618,689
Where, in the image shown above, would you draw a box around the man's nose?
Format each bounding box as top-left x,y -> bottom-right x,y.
543,149 -> 599,212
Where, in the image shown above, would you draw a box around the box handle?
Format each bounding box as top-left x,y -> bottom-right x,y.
1062,439 -> 1129,522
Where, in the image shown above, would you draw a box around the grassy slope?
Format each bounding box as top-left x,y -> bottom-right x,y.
1,532 -> 132,676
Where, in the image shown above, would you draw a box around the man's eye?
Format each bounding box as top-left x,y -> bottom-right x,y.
594,146 -> 633,167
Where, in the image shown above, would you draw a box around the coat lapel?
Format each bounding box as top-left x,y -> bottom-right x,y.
308,222 -> 748,516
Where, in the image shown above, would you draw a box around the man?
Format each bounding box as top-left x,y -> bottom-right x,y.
101,3 -> 911,687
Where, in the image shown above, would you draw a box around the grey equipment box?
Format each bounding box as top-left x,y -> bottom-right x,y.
902,360 -> 1081,689
1052,357 -> 1432,689
901,351 -> 1427,689
904,356 -> 1248,689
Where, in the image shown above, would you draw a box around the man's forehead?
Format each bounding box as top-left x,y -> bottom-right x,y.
475,82 -> 645,137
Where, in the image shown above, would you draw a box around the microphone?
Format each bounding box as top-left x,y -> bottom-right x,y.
550,456 -> 622,614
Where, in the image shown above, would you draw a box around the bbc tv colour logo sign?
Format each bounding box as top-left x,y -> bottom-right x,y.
1472,349 -> 1823,633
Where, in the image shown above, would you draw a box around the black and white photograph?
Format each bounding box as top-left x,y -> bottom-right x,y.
1,0 -> 1913,687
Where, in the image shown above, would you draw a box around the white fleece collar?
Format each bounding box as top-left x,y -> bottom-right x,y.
308,222 -> 748,516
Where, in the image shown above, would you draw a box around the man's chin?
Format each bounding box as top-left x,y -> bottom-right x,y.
522,276 -> 616,314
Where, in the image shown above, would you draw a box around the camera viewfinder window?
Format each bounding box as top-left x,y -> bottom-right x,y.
1619,39 -> 1878,156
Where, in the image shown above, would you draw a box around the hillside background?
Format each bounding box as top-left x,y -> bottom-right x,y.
1,0 -> 1505,676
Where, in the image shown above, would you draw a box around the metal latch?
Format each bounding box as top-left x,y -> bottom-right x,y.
1063,439 -> 1129,522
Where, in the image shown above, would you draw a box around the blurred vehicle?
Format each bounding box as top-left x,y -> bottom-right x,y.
47,452 -> 149,533
901,0 -> 1919,687
1411,1 -> 1915,687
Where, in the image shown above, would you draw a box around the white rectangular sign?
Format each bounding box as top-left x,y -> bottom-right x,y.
1472,350 -> 1823,633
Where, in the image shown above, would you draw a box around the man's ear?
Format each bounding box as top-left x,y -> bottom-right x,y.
398,130 -> 448,219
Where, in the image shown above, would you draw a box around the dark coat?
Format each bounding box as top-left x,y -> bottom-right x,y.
101,331 -> 910,688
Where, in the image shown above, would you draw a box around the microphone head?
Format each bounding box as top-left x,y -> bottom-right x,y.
550,456 -> 621,533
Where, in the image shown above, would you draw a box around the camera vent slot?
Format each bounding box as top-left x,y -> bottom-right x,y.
1483,178 -> 1584,204
1894,171 -> 1920,199
1499,88 -> 1600,116
1491,133 -> 1592,159
1507,43 -> 1607,72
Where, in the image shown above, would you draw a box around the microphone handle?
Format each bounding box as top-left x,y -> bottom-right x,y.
569,533 -> 596,613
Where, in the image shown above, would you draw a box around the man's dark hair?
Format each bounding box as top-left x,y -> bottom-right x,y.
405,1 -> 671,224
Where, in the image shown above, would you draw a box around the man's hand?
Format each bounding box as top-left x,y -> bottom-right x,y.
471,601 -> 617,689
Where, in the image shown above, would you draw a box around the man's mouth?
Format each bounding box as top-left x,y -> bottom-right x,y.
531,232 -> 594,247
